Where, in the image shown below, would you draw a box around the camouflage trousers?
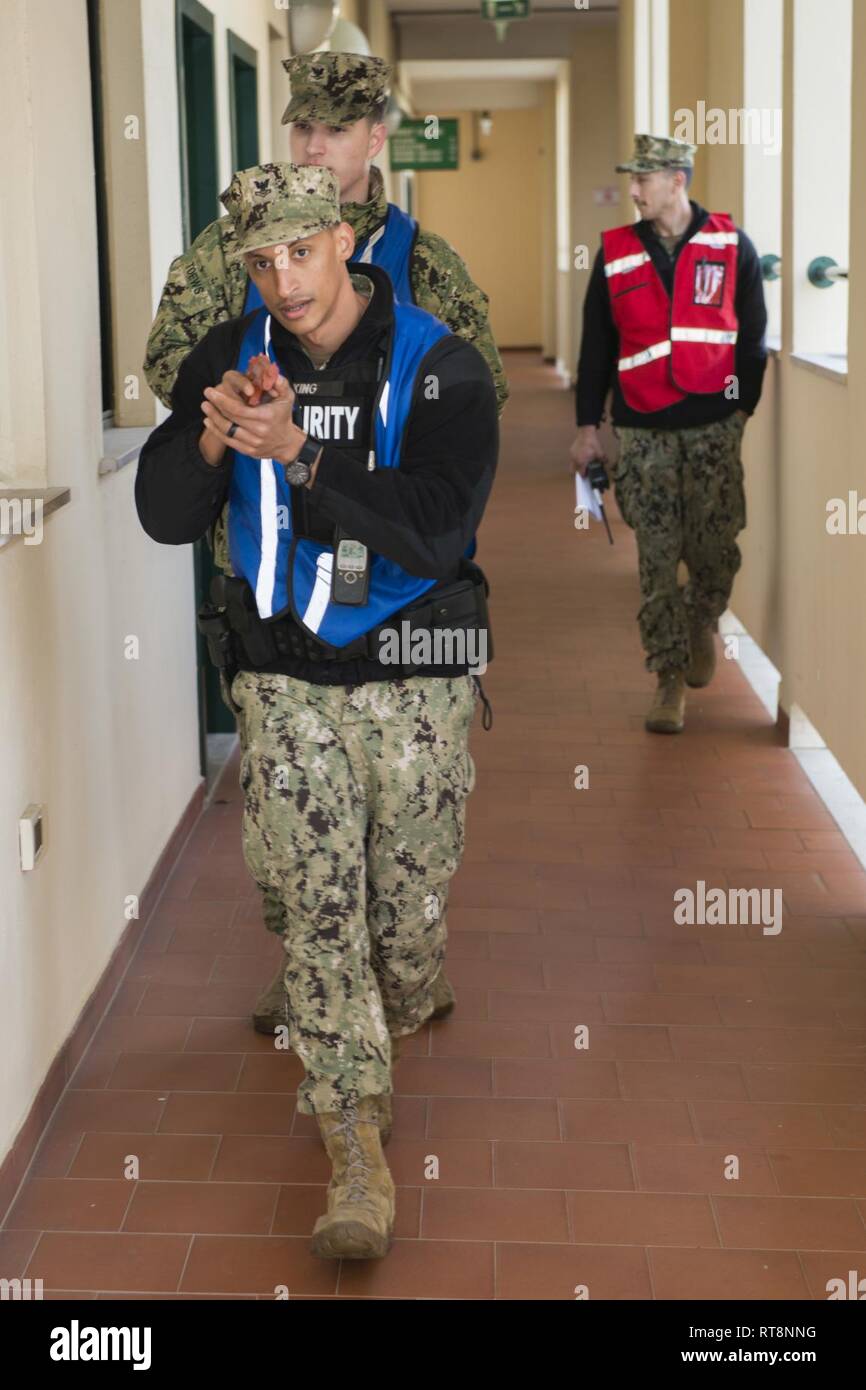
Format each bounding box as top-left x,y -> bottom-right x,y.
227,670 -> 478,1115
612,414 -> 747,674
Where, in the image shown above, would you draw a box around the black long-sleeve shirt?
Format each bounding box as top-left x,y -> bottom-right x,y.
576,200 -> 768,429
136,263 -> 498,684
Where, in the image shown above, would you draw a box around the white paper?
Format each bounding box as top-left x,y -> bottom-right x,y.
575,470 -> 603,522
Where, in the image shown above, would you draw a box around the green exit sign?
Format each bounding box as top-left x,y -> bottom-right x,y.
390,118 -> 459,171
481,0 -> 530,18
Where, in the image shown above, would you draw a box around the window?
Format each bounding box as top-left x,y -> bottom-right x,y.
743,0 -> 783,344
792,0 -> 851,364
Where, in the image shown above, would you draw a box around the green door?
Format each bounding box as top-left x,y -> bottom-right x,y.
176,0 -> 233,766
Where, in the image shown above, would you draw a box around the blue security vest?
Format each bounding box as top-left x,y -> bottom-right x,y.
242,203 -> 418,316
227,302 -> 454,648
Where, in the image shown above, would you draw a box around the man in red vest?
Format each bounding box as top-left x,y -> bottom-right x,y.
571,134 -> 767,733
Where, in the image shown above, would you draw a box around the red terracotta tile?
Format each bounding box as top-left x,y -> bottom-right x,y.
632,1144 -> 777,1194
618,1060 -> 748,1101
494,1058 -> 620,1099
0,1229 -> 42,1278
494,1139 -> 633,1190
744,1065 -> 866,1105
26,1233 -> 190,1293
123,1181 -> 279,1235
68,1133 -> 219,1182
158,1093 -> 295,1136
180,1235 -> 337,1296
495,1242 -> 652,1299
5,1179 -> 134,1232
395,1057 -> 492,1097
430,1020 -> 551,1058
549,1022 -> 673,1060
769,1149 -> 866,1197
489,990 -> 605,1023
422,1187 -> 569,1241
692,1101 -> 834,1148
799,1251 -> 866,1299
561,1099 -> 696,1145
823,1109 -> 866,1148
568,1191 -> 718,1245
428,1097 -> 560,1141
236,1054 -> 307,1092
648,1247 -> 809,1299
713,1195 -> 866,1250
338,1239 -> 494,1299
108,1052 -> 244,1092
212,1136 -> 329,1184
602,992 -> 722,1025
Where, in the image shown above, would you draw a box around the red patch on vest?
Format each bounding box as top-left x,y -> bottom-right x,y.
693,259 -> 726,307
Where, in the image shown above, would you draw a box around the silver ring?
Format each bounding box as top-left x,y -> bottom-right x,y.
227,422 -> 239,439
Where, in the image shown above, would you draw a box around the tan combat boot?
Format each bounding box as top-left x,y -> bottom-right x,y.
645,671 -> 686,734
252,963 -> 290,1035
311,1097 -> 395,1260
686,623 -> 717,688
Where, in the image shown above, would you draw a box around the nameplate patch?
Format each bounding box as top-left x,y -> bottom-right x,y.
292,380 -> 347,397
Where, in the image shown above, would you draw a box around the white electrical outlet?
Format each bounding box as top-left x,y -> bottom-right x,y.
19,804 -> 45,871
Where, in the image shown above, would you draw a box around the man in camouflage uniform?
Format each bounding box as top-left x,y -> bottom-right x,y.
135,163 -> 498,1258
144,52 -> 506,1031
572,135 -> 767,733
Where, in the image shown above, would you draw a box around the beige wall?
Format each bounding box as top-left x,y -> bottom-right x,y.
569,22 -> 620,376
414,108 -> 545,348
0,0 -> 202,1168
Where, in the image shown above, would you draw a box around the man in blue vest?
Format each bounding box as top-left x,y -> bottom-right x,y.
143,51 -> 506,1036
135,163 -> 498,1260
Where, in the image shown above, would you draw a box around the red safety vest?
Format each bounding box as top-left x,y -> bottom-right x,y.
601,213 -> 739,412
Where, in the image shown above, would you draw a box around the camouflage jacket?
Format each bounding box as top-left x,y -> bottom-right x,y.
143,165 -> 508,415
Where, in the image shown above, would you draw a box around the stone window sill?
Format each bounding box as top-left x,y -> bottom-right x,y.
99,425 -> 152,476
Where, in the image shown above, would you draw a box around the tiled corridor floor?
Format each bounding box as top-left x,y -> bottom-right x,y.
3,352 -> 866,1299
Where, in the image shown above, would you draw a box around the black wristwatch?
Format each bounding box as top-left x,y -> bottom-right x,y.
284,434 -> 321,487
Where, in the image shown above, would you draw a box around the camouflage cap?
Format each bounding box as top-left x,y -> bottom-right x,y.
616,133 -> 697,173
281,52 -> 392,126
219,163 -> 341,258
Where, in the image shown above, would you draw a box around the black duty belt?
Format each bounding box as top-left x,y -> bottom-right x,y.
197,562 -> 493,674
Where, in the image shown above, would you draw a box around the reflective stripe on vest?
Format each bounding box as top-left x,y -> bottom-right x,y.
601,213 -> 739,411
604,251 -> 650,279
227,302 -> 454,646
618,339 -> 671,371
670,327 -> 738,344
241,202 -> 418,316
